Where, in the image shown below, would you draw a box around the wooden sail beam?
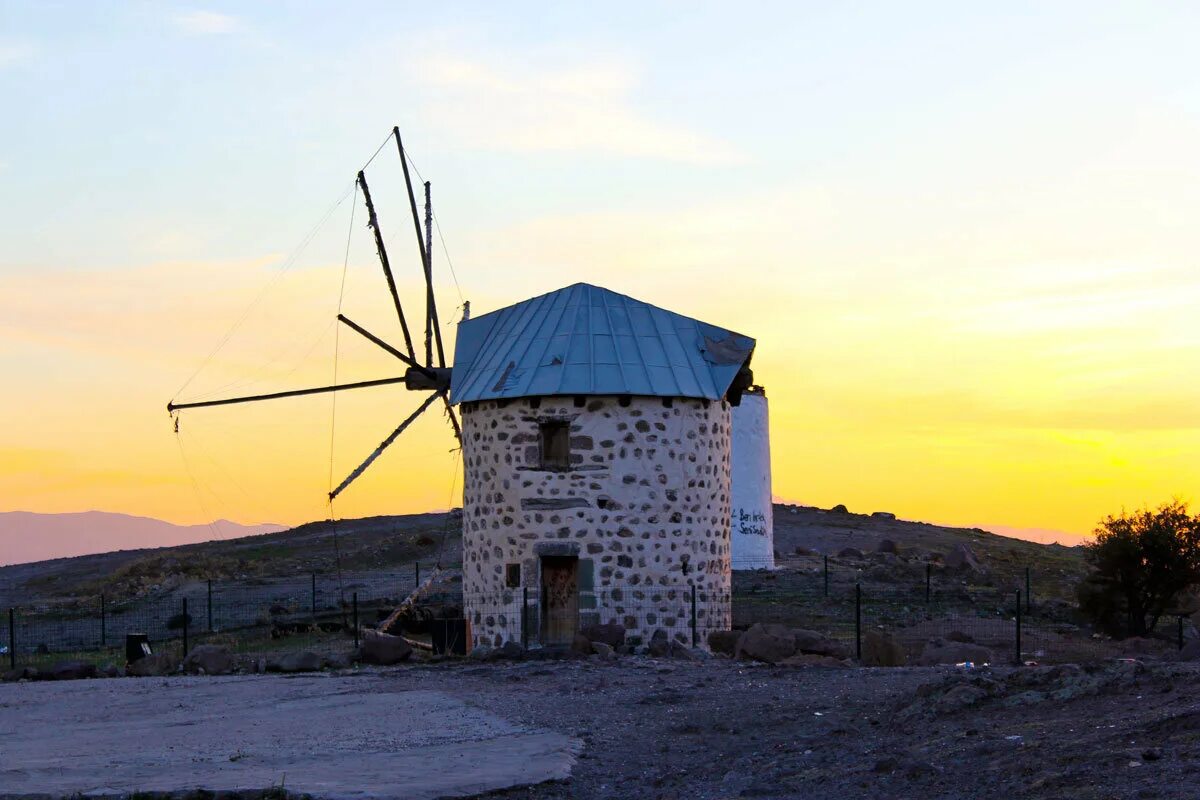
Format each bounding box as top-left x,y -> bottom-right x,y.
336,314 -> 434,377
394,127 -> 448,371
166,376 -> 407,413
329,390 -> 444,500
442,394 -> 462,443
357,170 -> 417,361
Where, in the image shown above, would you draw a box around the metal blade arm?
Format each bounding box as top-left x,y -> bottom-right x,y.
329,390 -> 443,500
357,170 -> 417,360
166,376 -> 408,413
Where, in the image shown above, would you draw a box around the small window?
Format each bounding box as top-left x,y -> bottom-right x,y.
505,563 -> 521,588
539,420 -> 571,470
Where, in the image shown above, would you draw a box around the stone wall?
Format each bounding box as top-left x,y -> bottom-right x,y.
460,394 -> 732,650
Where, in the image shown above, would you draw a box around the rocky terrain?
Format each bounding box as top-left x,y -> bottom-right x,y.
7,653 -> 1199,799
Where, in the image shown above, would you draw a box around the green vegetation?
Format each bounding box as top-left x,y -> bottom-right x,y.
1077,499 -> 1200,637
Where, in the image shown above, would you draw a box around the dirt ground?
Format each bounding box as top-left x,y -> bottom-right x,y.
6,656 -> 1200,800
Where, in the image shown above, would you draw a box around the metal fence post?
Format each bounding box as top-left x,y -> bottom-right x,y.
207,580 -> 213,632
415,561 -> 420,588
1014,590 -> 1022,666
823,556 -> 829,597
925,564 -> 931,604
182,598 -> 189,656
854,584 -> 862,660
690,584 -> 698,648
1179,615 -> 1185,651
1025,567 -> 1032,613
100,594 -> 107,647
7,608 -> 14,669
311,572 -> 317,619
521,587 -> 529,649
352,592 -> 359,649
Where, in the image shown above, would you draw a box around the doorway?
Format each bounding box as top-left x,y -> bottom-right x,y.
540,555 -> 579,645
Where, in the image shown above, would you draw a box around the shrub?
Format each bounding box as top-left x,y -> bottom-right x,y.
1077,500 -> 1200,637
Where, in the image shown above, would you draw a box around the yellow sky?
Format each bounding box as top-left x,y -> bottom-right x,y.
2,183 -> 1197,539
3,5 -> 1200,542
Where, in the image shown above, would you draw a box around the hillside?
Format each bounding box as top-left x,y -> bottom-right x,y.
0,504 -> 1086,608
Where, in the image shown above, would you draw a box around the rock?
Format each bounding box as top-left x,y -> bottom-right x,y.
591,641 -> 615,659
780,653 -> 845,667
324,652 -> 353,670
666,642 -> 698,660
647,629 -> 671,658
735,623 -> 797,664
872,511 -> 897,520
571,633 -> 594,656
101,663 -> 123,678
707,630 -> 741,656
1178,638 -> 1200,661
581,621 -> 626,649
876,539 -> 899,554
837,547 -> 864,559
946,630 -> 976,644
829,504 -> 850,514
793,546 -> 818,557
497,641 -> 526,660
936,683 -> 990,711
359,631 -> 413,665
792,629 -> 849,659
917,639 -> 994,666
128,653 -> 176,677
945,543 -> 983,571
2,666 -> 35,682
862,630 -> 906,667
267,651 -> 324,673
183,645 -> 236,676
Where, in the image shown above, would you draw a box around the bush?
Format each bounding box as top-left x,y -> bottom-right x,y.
1077,500 -> 1200,637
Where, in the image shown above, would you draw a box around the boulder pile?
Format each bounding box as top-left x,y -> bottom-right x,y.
734,623 -> 850,665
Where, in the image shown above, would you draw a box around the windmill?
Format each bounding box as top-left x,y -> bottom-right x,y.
167,126 -> 461,503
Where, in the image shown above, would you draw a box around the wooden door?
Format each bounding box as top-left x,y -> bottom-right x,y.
540,556 -> 579,645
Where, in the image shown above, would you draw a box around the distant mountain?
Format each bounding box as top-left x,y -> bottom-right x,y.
979,524 -> 1091,547
0,511 -> 287,566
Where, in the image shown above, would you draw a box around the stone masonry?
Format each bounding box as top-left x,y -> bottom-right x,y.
460,395 -> 732,650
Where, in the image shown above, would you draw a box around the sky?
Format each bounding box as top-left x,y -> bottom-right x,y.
1,1 -> 1198,543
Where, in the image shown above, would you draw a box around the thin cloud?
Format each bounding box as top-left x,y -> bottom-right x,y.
174,10 -> 241,35
414,51 -> 746,165
0,41 -> 35,68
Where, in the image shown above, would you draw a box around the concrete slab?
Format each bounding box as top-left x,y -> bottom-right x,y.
0,673 -> 580,799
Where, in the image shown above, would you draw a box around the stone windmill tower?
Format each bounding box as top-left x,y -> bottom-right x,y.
450,283 -> 756,650
165,127 -> 758,653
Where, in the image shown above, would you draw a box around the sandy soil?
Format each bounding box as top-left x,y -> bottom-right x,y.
6,656 -> 1200,800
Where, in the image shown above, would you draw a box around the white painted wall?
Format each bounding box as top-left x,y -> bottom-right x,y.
730,389 -> 775,570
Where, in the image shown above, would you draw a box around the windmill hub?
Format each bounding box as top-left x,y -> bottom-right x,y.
404,367 -> 452,392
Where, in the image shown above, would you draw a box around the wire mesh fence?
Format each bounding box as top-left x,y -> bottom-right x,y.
1,568 -> 428,670
2,566 -> 1189,670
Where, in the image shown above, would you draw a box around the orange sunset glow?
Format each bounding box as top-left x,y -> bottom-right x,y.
2,5 -> 1198,548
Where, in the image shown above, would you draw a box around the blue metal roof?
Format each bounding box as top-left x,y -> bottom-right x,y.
449,283 -> 754,405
